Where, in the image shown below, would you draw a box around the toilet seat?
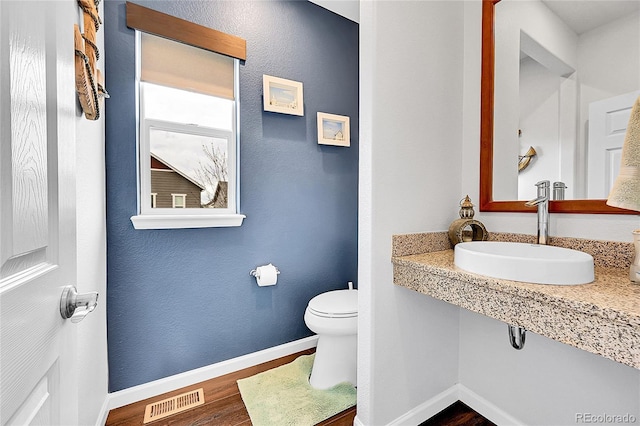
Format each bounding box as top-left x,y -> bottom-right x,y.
307,289 -> 358,318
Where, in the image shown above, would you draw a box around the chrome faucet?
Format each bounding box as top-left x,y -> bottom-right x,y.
525,180 -> 550,245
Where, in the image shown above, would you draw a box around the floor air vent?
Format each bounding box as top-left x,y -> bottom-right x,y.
143,388 -> 204,424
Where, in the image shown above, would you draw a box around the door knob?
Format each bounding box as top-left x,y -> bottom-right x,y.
60,285 -> 98,323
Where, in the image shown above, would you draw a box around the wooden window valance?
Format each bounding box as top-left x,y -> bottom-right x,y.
126,1 -> 246,61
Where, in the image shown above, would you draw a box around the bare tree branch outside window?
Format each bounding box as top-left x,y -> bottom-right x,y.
196,142 -> 228,208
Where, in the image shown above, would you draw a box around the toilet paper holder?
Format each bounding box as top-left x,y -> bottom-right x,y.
249,264 -> 281,278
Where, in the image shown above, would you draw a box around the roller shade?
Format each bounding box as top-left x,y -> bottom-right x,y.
141,32 -> 234,100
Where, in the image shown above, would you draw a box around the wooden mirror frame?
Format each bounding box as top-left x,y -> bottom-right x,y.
479,0 -> 633,214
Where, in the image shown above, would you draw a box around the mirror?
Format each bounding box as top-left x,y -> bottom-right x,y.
480,0 -> 639,214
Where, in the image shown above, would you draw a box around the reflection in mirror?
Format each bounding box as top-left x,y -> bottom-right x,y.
489,0 -> 640,204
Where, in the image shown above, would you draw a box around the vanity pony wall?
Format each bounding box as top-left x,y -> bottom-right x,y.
392,232 -> 639,370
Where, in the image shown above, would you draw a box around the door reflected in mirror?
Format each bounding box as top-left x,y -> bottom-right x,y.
492,0 -> 640,202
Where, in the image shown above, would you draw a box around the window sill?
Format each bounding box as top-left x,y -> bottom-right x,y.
130,214 -> 246,230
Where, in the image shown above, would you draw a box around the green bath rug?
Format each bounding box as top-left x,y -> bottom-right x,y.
237,354 -> 356,426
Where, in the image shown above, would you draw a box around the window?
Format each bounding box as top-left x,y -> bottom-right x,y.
126,2 -> 246,229
171,194 -> 186,208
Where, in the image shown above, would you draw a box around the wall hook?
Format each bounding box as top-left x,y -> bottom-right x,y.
518,146 -> 537,172
508,324 -> 526,350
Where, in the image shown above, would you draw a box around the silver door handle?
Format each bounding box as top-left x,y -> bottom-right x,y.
60,285 -> 98,323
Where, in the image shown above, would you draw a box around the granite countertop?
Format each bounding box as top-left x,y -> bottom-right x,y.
392,232 -> 640,370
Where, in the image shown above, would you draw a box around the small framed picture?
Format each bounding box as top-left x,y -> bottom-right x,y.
263,75 -> 304,116
317,112 -> 350,147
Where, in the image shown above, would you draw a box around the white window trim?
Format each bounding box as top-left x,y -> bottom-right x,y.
131,214 -> 245,229
131,30 -> 244,229
151,192 -> 157,208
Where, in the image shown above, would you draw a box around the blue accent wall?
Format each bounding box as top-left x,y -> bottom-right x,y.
104,0 -> 358,392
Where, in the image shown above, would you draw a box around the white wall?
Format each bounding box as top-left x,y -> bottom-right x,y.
358,1 -> 466,424
459,310 -> 640,425
75,2 -> 109,424
461,1 -> 640,423
518,57 -> 564,200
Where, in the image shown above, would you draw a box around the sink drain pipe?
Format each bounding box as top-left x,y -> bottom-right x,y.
508,324 -> 526,350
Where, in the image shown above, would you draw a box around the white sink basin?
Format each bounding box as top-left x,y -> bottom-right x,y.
454,241 -> 594,285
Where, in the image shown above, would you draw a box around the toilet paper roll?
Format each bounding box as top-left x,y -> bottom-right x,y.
256,264 -> 278,286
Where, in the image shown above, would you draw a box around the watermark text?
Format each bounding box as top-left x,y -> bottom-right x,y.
576,413 -> 637,424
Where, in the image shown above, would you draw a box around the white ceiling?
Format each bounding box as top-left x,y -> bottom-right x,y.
541,0 -> 640,34
307,1 -> 640,34
308,0 -> 360,23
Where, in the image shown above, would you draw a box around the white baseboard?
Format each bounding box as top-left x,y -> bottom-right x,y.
387,385 -> 459,425
355,384 -> 524,426
95,397 -> 111,426
353,414 -> 365,426
458,384 -> 525,426
105,336 -> 318,412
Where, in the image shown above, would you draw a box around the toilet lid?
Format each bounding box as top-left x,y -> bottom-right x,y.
308,289 -> 358,318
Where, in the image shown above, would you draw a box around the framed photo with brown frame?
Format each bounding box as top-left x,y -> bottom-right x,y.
317,112 -> 350,147
262,75 -> 304,116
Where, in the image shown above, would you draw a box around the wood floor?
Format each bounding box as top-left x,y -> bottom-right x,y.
105,349 -> 356,426
419,401 -> 496,426
106,350 -> 492,426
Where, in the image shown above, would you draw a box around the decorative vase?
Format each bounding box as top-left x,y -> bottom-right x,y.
631,229 -> 640,283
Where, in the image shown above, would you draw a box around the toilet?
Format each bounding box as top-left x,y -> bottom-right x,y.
304,289 -> 358,389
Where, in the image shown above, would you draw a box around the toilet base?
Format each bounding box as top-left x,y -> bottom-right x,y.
309,334 -> 357,390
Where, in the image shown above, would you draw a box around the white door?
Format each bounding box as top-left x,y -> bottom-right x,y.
587,90 -> 640,199
0,1 -> 78,425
